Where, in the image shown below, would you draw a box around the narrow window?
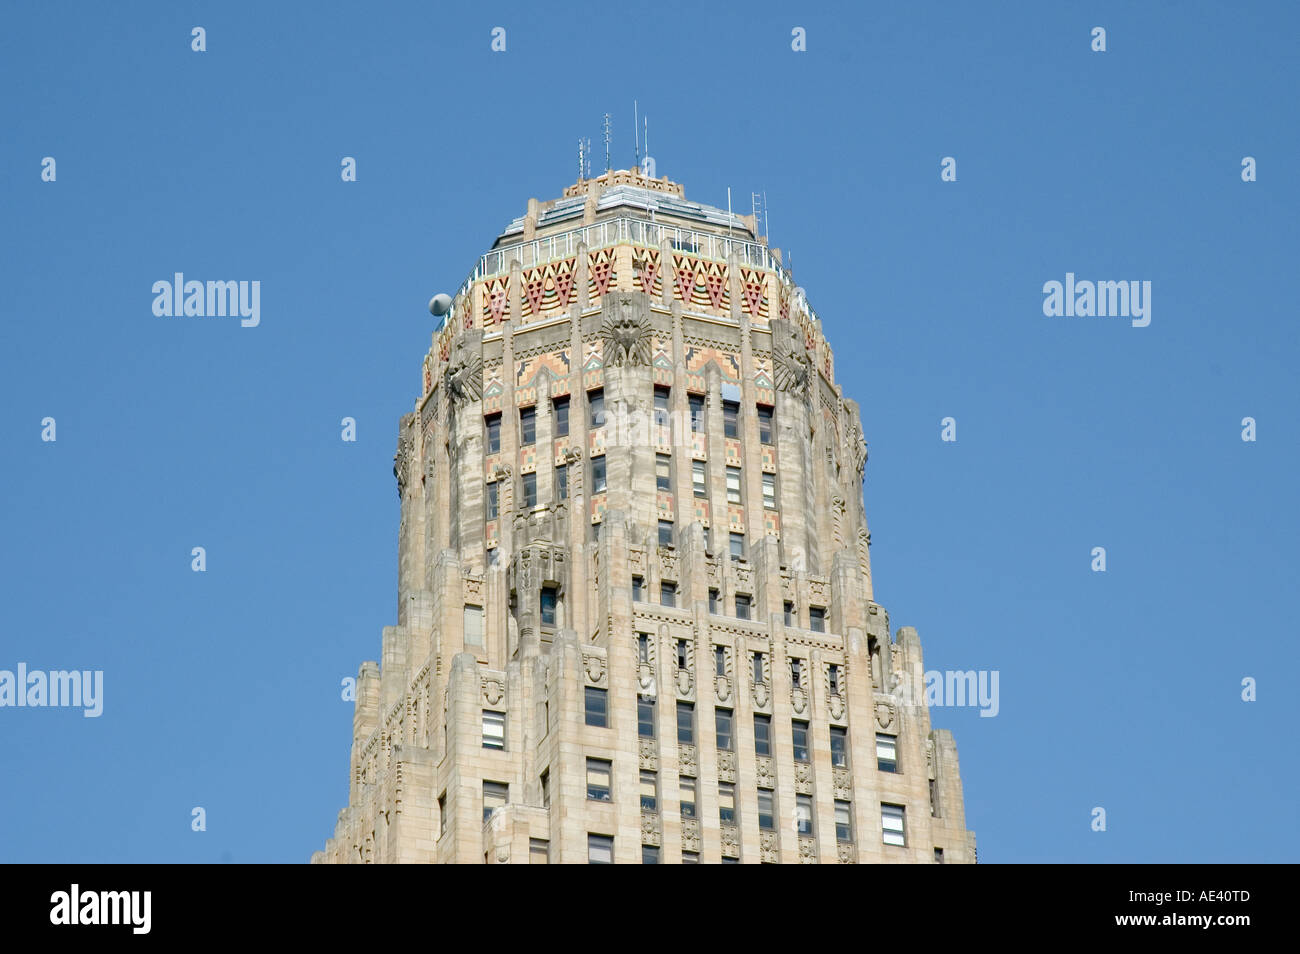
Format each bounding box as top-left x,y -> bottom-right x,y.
723,400 -> 739,439
676,701 -> 695,744
584,686 -> 608,727
753,713 -> 772,757
640,770 -> 658,812
795,794 -> 814,836
586,758 -> 612,801
679,777 -> 697,818
631,575 -> 643,601
676,638 -> 688,670
486,481 -> 499,520
757,405 -> 773,444
726,466 -> 742,504
592,456 -> 607,494
762,472 -> 776,509
483,781 -> 508,821
653,386 -> 670,429
729,532 -> 745,561
715,708 -> 733,751
792,720 -> 810,762
555,465 -> 567,501
830,725 -> 848,768
660,580 -> 677,608
482,709 -> 505,750
552,396 -> 569,437
718,782 -> 736,824
783,601 -> 794,626
642,844 -> 660,864
540,769 -> 550,808
714,645 -> 726,677
708,588 -> 719,614
656,453 -> 672,492
637,632 -> 649,663
539,585 -> 557,626
463,605 -> 484,647
638,696 -> 655,738
876,733 -> 898,773
790,657 -> 803,689
588,833 -> 613,864
835,800 -> 853,843
688,393 -> 705,433
658,520 -> 673,547
881,804 -> 906,847
530,838 -> 549,864
758,790 -> 775,830
588,389 -> 605,428
809,606 -> 826,633
734,593 -> 751,620
519,405 -> 536,445
485,413 -> 501,454
828,663 -> 841,695
752,652 -> 763,686
522,472 -> 537,508
692,459 -> 706,497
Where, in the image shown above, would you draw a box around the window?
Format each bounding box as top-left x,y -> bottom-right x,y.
540,769 -> 550,808
522,472 -> 537,508
930,778 -> 940,816
437,792 -> 447,836
692,459 -> 706,497
753,713 -> 772,756
483,781 -> 508,822
783,601 -> 794,626
519,406 -> 536,445
934,847 -> 945,864
632,575 -> 643,601
752,652 -> 764,686
718,782 -> 736,824
485,413 -> 501,454
714,645 -> 726,677
830,725 -> 848,768
586,758 -> 612,801
725,467 -> 742,504
553,396 -> 569,437
708,588 -> 719,614
723,400 -> 739,439
715,708 -> 733,751
757,405 -> 773,444
637,633 -> 649,664
638,696 -> 655,738
882,804 -> 906,846
762,472 -> 776,509
729,532 -> 745,561
758,790 -> 775,831
792,720 -> 810,762
588,389 -> 606,428
876,733 -> 898,773
809,606 -> 826,633
656,454 -> 672,491
682,851 -> 699,864
790,658 -> 803,689
588,833 -> 613,864
835,801 -> 853,843
592,456 -> 607,494
584,686 -> 608,727
555,465 -> 567,501
642,844 -> 660,864
828,663 -> 841,695
688,394 -> 705,432
701,526 -> 711,552
795,794 -> 814,836
540,585 -> 557,626
653,386 -> 670,428
482,710 -> 505,750
464,604 -> 484,647
677,701 -> 695,744
486,481 -> 499,520
530,838 -> 549,864
675,638 -> 688,670
640,771 -> 658,812
679,777 -> 697,818
734,594 -> 751,620
660,581 -> 677,608
658,520 -> 673,547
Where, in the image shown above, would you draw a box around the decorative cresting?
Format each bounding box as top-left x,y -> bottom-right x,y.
598,293 -> 653,368
393,414 -> 416,498
443,332 -> 484,407
771,318 -> 812,394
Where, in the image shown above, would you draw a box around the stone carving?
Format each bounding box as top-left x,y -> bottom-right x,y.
679,743 -> 698,776
583,653 -> 606,685
837,844 -> 856,864
773,319 -> 811,393
639,738 -> 658,771
641,812 -> 662,846
798,837 -> 817,864
755,757 -> 775,789
718,751 -> 736,783
875,700 -> 896,731
720,826 -> 739,857
443,336 -> 484,406
716,674 -> 730,703
794,762 -> 812,794
682,818 -> 701,852
833,768 -> 852,800
481,678 -> 503,706
393,417 -> 415,497
791,685 -> 807,715
760,831 -> 779,864
599,295 -> 652,367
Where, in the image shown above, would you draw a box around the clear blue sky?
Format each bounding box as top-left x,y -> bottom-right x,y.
1,1 -> 1296,863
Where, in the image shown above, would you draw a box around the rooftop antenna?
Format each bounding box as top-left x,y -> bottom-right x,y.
751,191 -> 763,239
727,187 -> 733,238
602,113 -> 611,172
633,100 -> 640,171
577,137 -> 591,181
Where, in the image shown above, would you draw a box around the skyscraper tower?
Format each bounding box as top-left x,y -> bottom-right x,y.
314,168 -> 976,864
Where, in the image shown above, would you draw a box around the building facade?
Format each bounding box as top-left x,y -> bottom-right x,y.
313,169 -> 976,864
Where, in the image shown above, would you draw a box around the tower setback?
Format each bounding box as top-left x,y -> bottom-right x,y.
314,168 -> 976,864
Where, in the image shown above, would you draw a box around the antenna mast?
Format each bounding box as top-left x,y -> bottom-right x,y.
602,113 -> 611,171
634,100 -> 640,171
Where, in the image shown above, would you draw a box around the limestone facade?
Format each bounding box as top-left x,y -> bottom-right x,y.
313,169 -> 977,864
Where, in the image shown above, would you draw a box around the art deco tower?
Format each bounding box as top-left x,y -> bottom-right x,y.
314,169 -> 976,864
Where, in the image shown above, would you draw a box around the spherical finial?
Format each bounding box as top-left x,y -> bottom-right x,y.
428,293 -> 452,317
